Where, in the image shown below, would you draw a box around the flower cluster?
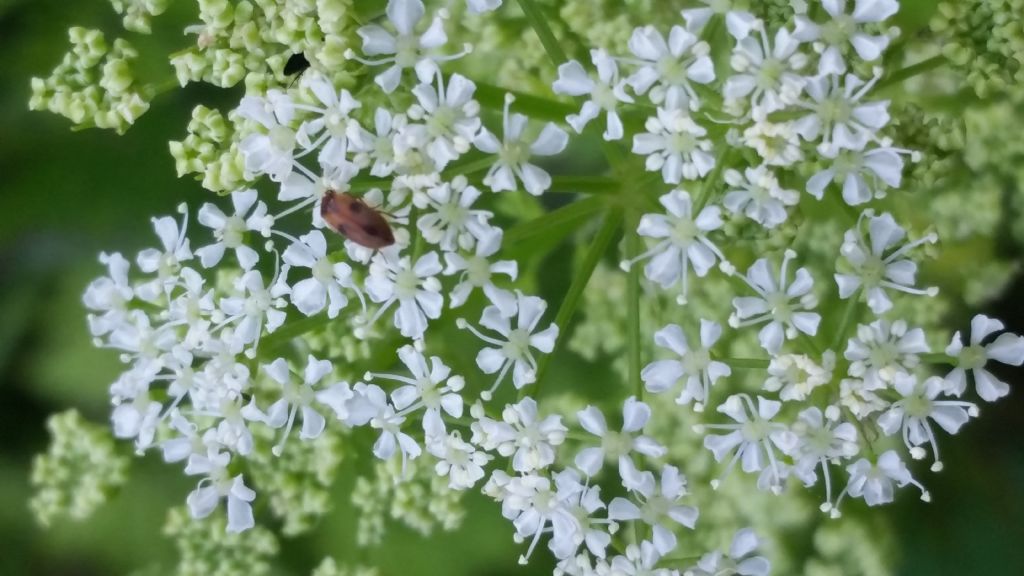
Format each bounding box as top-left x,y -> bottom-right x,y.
30,0 -> 1024,574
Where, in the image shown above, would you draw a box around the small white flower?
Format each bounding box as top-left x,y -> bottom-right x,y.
574,397 -> 667,481
793,72 -> 890,153
347,0 -> 469,93
701,394 -> 797,494
444,228 -> 518,315
406,72 -> 481,170
134,208 -> 193,302
793,0 -> 899,74
457,291 -> 558,399
807,143 -> 914,205
364,250 -> 444,339
551,469 -> 613,560
945,314 -> 1024,401
641,321 -> 731,412
877,373 -> 977,471
729,250 -> 821,355
282,230 -> 362,318
218,269 -> 288,356
686,527 -> 771,576
84,252 -> 134,336
622,189 -> 728,304
471,397 -> 567,473
832,450 -> 929,517
741,120 -> 804,166
609,542 -> 674,576
682,5 -> 757,38
250,356 -> 332,456
414,175 -> 495,251
553,49 -> 634,140
724,22 -> 808,117
195,190 -> 272,270
632,101 -> 715,184
295,73 -> 363,170
184,448 -> 256,533
428,430 -> 491,490
722,165 -> 799,228
475,94 -> 568,195
237,90 -> 298,182
608,463 -> 698,555
348,382 -> 423,469
366,344 -> 465,440
625,24 -> 715,106
495,473 -> 576,565
791,407 -> 858,513
764,351 -> 836,402
845,319 -> 929,390
834,211 -> 938,315
350,108 -> 408,177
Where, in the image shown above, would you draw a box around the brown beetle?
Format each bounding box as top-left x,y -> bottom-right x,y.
320,190 -> 396,249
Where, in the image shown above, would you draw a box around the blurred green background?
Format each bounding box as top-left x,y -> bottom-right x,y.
2,1 -> 1023,574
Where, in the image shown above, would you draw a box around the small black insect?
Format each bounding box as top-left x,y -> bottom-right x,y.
283,52 -> 311,85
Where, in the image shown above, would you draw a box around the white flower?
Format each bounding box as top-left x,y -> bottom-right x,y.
457,291 -> 558,399
551,469 -> 613,560
366,344 -> 465,440
364,250 -> 444,339
347,0 -> 468,93
405,72 -> 481,170
414,175 -> 495,251
195,190 -> 272,270
295,73 -> 363,170
609,542 -> 675,576
877,373 -> 977,471
724,22 -> 808,117
845,319 -> 929,390
764,351 -> 836,402
609,463 -> 698,555
685,527 -> 771,576
351,108 -> 408,177
184,448 -> 256,533
945,314 -> 1024,401
722,165 -> 799,228
641,321 -> 731,412
282,230 -> 362,318
625,24 -> 715,106
574,397 -> 667,481
832,450 -> 929,517
165,267 -> 216,349
701,394 -> 797,494
135,208 -> 193,302
218,269 -> 288,356
428,430 -> 491,490
622,189 -> 728,303
347,382 -> 422,469
252,356 -> 331,456
741,120 -> 804,166
729,250 -> 821,355
553,49 -> 634,140
494,473 -> 576,565
793,72 -> 890,154
632,101 -> 715,184
444,228 -> 518,315
682,5 -> 757,38
475,94 -> 568,195
834,211 -> 938,315
791,407 -> 858,513
807,143 -> 914,205
84,252 -> 134,336
793,0 -> 899,74
237,90 -> 298,182
471,397 -> 567,473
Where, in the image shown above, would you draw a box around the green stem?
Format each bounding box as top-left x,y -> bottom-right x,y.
526,210 -> 623,398
503,195 -> 604,245
830,296 -> 862,351
516,0 -> 569,66
877,55 -> 946,91
626,209 -> 643,398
